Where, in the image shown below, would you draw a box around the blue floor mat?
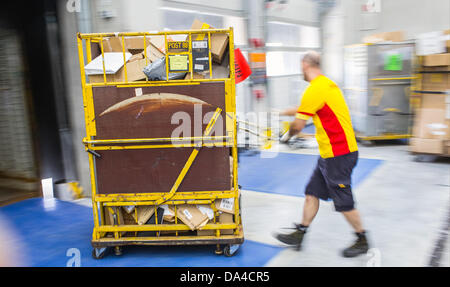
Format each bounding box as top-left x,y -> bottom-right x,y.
238,151 -> 383,198
0,198 -> 281,267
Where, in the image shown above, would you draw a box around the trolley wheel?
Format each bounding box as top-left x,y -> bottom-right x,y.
224,244 -> 240,257
92,247 -> 108,260
215,244 -> 223,255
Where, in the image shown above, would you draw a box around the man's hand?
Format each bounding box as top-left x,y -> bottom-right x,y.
280,118 -> 307,144
280,131 -> 292,143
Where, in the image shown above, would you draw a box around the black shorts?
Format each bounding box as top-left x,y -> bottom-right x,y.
305,151 -> 358,212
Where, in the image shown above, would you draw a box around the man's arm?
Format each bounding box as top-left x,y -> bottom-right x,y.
280,118 -> 307,143
289,118 -> 307,137
280,107 -> 299,117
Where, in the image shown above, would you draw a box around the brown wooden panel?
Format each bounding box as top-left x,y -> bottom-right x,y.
95,147 -> 230,194
91,82 -> 231,194
92,82 -> 226,140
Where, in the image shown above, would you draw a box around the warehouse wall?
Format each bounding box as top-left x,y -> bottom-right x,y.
265,0 -> 319,24
321,0 -> 450,86
265,0 -> 321,113
57,1 -> 91,196
343,0 -> 450,45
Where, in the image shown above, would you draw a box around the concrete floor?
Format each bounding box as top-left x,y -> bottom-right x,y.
241,141 -> 450,267
69,141 -> 450,267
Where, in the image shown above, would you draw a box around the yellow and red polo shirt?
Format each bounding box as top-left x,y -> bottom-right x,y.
296,75 -> 358,158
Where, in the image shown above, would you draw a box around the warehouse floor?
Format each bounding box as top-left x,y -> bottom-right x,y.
0,141 -> 448,267
243,141 -> 450,267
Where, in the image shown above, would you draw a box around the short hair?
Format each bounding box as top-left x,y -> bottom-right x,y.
302,51 -> 321,68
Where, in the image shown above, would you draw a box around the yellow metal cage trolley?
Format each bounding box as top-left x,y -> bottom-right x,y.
77,28 -> 243,258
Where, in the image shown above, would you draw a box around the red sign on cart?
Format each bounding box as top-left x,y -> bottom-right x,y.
234,48 -> 252,84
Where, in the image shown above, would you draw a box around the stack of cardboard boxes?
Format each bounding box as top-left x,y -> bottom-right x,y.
185,19 -> 230,80
86,19 -> 230,83
87,36 -> 165,83
102,197 -> 237,237
362,30 -> 405,44
411,29 -> 450,155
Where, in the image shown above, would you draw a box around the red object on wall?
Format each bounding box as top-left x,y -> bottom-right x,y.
253,89 -> 265,100
249,38 -> 265,48
234,48 -> 252,84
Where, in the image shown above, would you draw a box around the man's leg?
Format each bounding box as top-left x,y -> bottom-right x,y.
274,196 -> 318,250
274,162 -> 327,250
301,195 -> 320,226
341,208 -> 364,233
323,151 -> 369,257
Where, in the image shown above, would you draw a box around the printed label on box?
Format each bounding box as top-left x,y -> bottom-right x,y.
220,198 -> 234,212
192,40 -> 208,49
194,64 -> 204,70
183,209 -> 193,220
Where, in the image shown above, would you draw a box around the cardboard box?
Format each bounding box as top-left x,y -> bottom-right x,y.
124,37 -> 151,54
363,31 -> 404,44
149,35 -> 167,54
423,53 -> 450,66
123,205 -> 135,214
191,19 -> 228,64
444,140 -> 450,155
104,206 -> 124,225
421,73 -> 450,91
421,93 -> 447,109
122,211 -> 137,225
138,207 -> 164,237
104,206 -> 126,235
215,197 -> 235,214
144,43 -> 165,63
132,205 -> 155,225
413,108 -> 448,139
197,219 -> 215,236
170,204 -> 209,231
184,72 -> 205,80
197,229 -> 215,236
102,37 -> 124,52
416,31 -> 447,56
218,212 -> 234,235
420,65 -> 450,72
445,29 -> 450,53
161,205 -> 175,222
196,205 -> 215,236
89,58 -> 147,83
129,53 -> 145,62
197,212 -> 235,236
410,138 -> 443,154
